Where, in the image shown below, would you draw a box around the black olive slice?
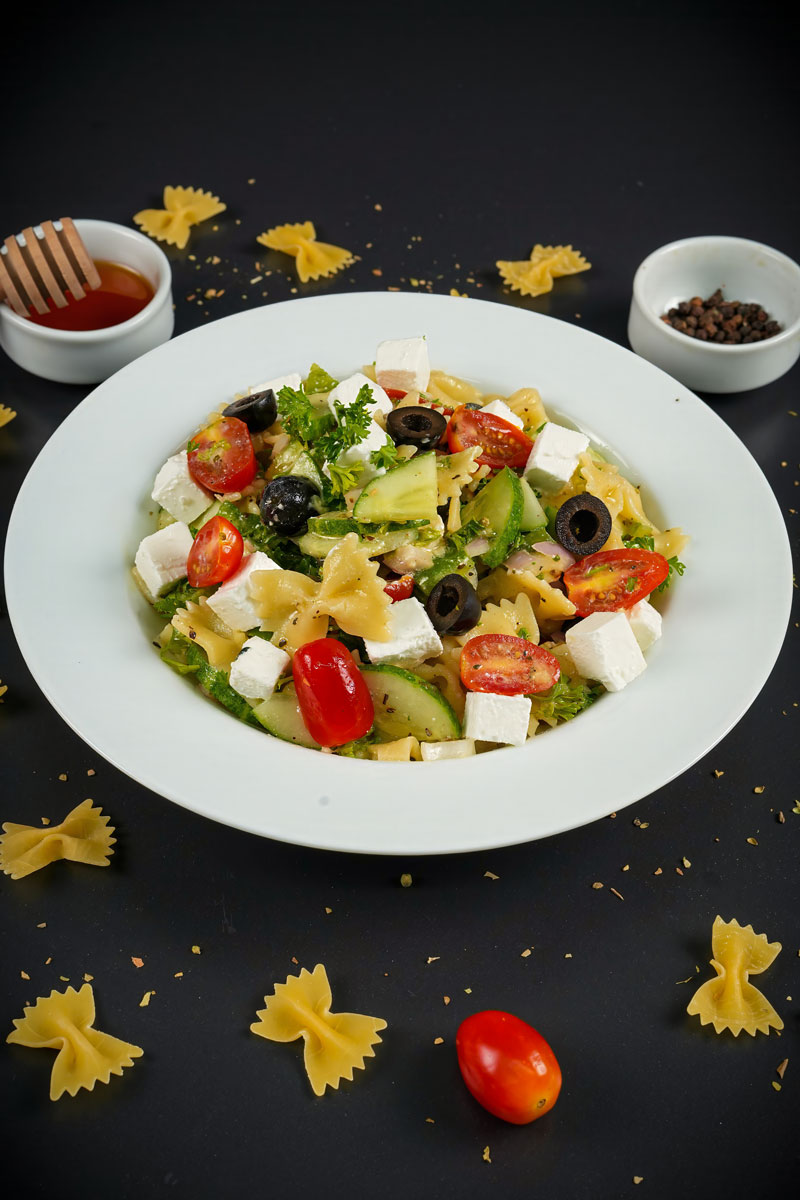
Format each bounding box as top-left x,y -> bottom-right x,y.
386,406 -> 447,450
425,573 -> 481,635
554,494 -> 612,557
259,475 -> 319,536
223,388 -> 278,432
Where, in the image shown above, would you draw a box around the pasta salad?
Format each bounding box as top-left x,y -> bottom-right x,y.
134,337 -> 687,761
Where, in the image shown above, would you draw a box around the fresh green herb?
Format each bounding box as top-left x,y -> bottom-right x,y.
216,500 -> 276,553
518,626 -> 530,640
153,579 -> 213,619
196,438 -> 229,463
304,363 -> 339,394
535,421 -> 548,434
187,437 -> 200,453
622,533 -> 686,593
315,386 -> 373,463
325,461 -> 364,498
626,576 -> 638,592
504,526 -> 550,557
528,674 -> 602,723
275,384 -> 318,445
370,440 -> 399,472
159,628 -> 201,675
446,517 -> 484,555
544,504 -> 559,540
336,730 -> 379,758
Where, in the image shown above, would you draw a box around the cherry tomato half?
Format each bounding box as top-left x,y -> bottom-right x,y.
446,406 -> 533,469
460,634 -> 561,695
186,515 -> 244,588
383,574 -> 414,602
456,1010 -> 562,1125
563,547 -> 669,616
187,417 -> 257,493
384,388 -> 408,401
292,639 -> 374,747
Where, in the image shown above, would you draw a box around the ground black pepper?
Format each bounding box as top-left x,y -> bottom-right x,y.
661,288 -> 782,344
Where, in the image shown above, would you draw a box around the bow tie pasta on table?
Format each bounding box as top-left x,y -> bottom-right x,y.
134,336 -> 687,758
0,799 -> 115,880
134,186 -> 226,250
687,916 -> 784,1037
256,221 -> 355,283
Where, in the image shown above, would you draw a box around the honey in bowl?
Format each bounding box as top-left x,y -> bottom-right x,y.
27,259 -> 154,331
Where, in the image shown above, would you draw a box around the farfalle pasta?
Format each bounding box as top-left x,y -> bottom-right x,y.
7,985 -> 142,1100
1,799 -> 115,880
497,244 -> 591,298
256,221 -> 354,283
250,964 -> 386,1095
135,336 -> 687,756
134,186 -> 226,250
687,916 -> 784,1037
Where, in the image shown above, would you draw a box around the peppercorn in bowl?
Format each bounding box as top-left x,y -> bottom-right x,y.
628,235 -> 800,393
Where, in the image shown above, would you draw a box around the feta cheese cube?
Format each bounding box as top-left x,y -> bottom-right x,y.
249,372 -> 302,396
228,636 -> 290,700
362,597 -> 443,667
328,371 -> 392,419
419,739 -> 477,761
134,522 -> 194,600
322,418 -> 391,485
481,399 -> 524,429
626,599 -> 662,651
565,611 -> 646,692
206,551 -> 280,631
375,337 -> 430,393
151,451 -> 211,524
523,422 -> 589,493
463,692 -> 531,746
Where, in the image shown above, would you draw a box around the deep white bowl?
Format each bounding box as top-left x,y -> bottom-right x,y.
628,235 -> 800,393
0,219 -> 174,384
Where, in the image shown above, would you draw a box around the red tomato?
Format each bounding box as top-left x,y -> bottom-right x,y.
292,639 -> 374,747
563,547 -> 669,616
456,1011 -> 562,1125
460,634 -> 561,696
187,417 -> 257,493
446,406 -> 533,469
383,574 -> 414,602
384,388 -> 407,401
186,516 -> 244,587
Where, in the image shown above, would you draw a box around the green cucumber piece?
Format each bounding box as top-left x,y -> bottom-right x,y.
361,664 -> 461,741
461,467 -> 523,569
307,397 -> 336,440
272,440 -> 324,491
189,498 -> 223,536
519,478 -> 547,531
414,547 -> 478,597
156,507 -> 177,530
308,513 -> 358,537
295,526 -> 423,560
179,639 -> 261,727
353,452 -> 437,523
253,683 -> 320,748
304,363 -> 339,394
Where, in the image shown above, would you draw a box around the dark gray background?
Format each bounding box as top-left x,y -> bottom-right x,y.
1,2 -> 798,1197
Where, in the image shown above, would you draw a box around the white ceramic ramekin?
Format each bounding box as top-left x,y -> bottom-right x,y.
0,219 -> 174,384
628,235 -> 800,393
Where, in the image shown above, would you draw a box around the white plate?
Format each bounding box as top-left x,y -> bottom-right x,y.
5,293 -> 792,854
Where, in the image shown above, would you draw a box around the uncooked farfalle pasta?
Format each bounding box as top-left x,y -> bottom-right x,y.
497,244 -> 591,298
687,916 -> 784,1037
256,221 -> 355,283
134,186 -> 226,250
0,799 -> 115,880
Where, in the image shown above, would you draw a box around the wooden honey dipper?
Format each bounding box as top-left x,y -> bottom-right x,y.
0,219 -> 101,318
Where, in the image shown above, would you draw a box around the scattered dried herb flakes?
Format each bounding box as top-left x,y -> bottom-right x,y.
191,945 -> 202,955
713,769 -> 724,778
58,773 -> 68,782
654,868 -> 663,875
747,837 -> 759,846
425,1117 -> 435,1124
433,1037 -> 444,1045
41,818 -> 50,826
754,785 -> 766,794
622,864 -> 630,872
484,870 -> 499,880
772,1081 -> 782,1092
325,906 -> 333,914
36,922 -> 46,929
427,956 -> 440,964
483,1146 -> 492,1163
20,970 -> 30,980
174,972 -> 184,979
633,1177 -> 644,1185
777,812 -> 785,823
87,768 -> 96,777
592,881 -> 604,889
131,957 -> 144,969
443,996 -> 451,1005
464,987 -> 473,994
520,948 -> 532,958
83,973 -> 93,982
610,888 -> 625,901
400,873 -> 413,887
139,990 -> 155,1008
682,857 -> 691,869
777,1058 -> 788,1079
633,818 -> 649,829
564,953 -> 573,959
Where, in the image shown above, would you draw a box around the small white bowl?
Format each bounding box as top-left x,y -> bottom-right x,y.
0,219 -> 174,384
628,235 -> 800,393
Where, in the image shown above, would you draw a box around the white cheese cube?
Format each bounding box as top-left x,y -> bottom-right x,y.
228,636 -> 290,700
420,739 -> 477,761
362,597 -> 443,667
249,372 -> 302,396
626,599 -> 662,651
328,371 -> 392,419
566,611 -> 646,692
481,399 -> 524,429
151,451 -> 211,524
375,337 -> 430,393
523,422 -> 589,493
206,551 -> 280,631
463,692 -> 531,747
135,522 -> 194,600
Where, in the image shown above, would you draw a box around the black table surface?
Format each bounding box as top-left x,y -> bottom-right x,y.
2,4 -> 798,1197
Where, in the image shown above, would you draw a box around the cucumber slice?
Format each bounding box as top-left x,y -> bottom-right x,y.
185,643 -> 261,727
353,452 -> 437,523
414,547 -> 478,596
296,526 -> 423,560
361,664 -> 461,741
519,478 -> 547,531
189,498 -> 223,536
308,513 -> 359,537
253,683 -> 320,749
460,467 -> 523,569
307,397 -> 336,441
271,440 -> 324,491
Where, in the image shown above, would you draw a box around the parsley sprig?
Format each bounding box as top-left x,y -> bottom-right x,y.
623,533 -> 686,594
528,674 -> 602,723
315,388 -> 372,463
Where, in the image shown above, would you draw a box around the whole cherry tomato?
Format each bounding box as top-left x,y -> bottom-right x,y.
563,547 -> 669,616
187,417 -> 257,493
456,1010 -> 562,1125
186,515 -> 244,587
383,574 -> 415,602
447,406 -> 533,469
292,639 -> 375,747
460,634 -> 561,695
